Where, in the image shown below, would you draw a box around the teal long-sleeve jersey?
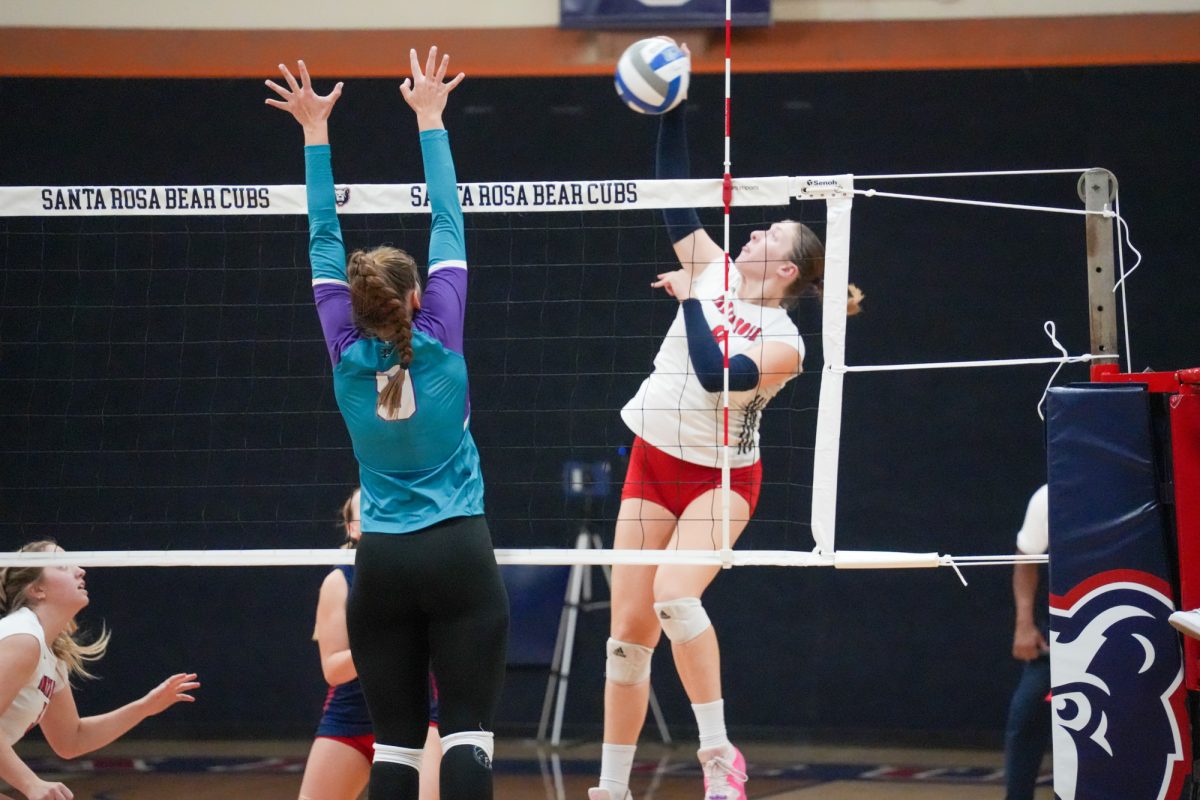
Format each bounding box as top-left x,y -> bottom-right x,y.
306,130 -> 482,533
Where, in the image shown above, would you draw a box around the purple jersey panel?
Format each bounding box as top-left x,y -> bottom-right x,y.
413,266 -> 467,355
314,282 -> 361,365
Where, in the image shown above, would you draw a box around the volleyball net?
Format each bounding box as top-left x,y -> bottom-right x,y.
0,169 -> 1128,572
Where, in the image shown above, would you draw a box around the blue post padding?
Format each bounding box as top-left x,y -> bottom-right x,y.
1045,383 -> 1169,595
501,565 -> 570,667
1045,383 -> 1189,800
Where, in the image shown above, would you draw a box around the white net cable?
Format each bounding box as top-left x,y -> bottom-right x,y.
1111,193 -> 1144,374
855,188 -> 1115,218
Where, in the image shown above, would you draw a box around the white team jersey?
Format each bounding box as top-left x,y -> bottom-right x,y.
621,261 -> 804,468
0,607 -> 66,746
1016,484 -> 1049,556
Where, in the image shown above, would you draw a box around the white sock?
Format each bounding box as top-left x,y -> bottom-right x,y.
692,699 -> 732,752
599,743 -> 637,799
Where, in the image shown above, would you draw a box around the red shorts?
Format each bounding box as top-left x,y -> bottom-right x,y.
319,733 -> 375,763
621,437 -> 762,518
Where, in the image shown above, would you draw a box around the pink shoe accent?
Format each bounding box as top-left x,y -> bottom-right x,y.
699,746 -> 748,800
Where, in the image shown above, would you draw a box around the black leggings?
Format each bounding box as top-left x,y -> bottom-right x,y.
347,515 -> 509,800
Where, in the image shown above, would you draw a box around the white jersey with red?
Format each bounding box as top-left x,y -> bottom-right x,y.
1016,484 -> 1049,556
0,607 -> 67,746
621,260 -> 804,468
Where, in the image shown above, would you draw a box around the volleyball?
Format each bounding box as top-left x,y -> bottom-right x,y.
614,38 -> 691,115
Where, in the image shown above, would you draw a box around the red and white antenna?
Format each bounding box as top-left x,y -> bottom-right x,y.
720,0 -> 734,563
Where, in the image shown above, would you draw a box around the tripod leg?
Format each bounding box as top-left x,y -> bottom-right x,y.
537,591 -> 573,742
539,533 -> 589,742
551,555 -> 586,745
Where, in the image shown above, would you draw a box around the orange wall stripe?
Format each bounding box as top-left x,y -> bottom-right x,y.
1,16 -> 1198,78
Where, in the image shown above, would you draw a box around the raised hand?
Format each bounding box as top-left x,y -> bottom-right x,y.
399,46 -> 465,131
657,35 -> 692,60
265,60 -> 343,145
651,269 -> 694,302
139,673 -> 200,716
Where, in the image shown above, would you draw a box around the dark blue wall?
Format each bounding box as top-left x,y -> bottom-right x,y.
1,66 -> 1197,743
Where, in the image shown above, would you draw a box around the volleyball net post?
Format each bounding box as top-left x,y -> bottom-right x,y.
1080,167 -> 1122,379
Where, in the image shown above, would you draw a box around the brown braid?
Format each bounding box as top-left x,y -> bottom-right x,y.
779,220 -> 864,316
346,246 -> 420,417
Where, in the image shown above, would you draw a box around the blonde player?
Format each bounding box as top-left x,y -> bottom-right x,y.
591,42 -> 862,800
0,541 -> 198,800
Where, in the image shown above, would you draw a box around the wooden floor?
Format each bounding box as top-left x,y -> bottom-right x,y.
11,739 -> 1054,799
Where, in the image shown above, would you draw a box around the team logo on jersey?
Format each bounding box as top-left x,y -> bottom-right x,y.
1049,571 -> 1187,800
711,295 -> 763,342
334,186 -> 351,207
26,674 -> 58,733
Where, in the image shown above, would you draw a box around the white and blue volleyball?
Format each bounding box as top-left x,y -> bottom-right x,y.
614,38 -> 690,115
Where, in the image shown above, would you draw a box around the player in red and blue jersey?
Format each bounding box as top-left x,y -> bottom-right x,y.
299,489 -> 442,800
590,39 -> 862,800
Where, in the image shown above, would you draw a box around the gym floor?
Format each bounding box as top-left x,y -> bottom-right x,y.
13,739 -> 1053,798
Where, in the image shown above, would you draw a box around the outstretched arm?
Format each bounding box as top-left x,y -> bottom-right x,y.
265,61 -> 358,365
655,42 -> 722,274
38,674 -> 199,760
653,272 -> 801,393
401,47 -> 469,355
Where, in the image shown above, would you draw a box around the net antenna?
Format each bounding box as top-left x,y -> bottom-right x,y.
719,0 -> 734,563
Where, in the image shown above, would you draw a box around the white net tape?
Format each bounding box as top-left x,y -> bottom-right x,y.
0,177 -> 795,217
0,548 -> 1048,570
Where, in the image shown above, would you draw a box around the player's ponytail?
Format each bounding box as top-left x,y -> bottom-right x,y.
781,220 -> 864,317
346,247 -> 420,418
377,307 -> 414,418
1,540 -> 110,680
0,567 -> 14,616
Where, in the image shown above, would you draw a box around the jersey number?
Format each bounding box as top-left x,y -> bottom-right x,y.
375,366 -> 417,421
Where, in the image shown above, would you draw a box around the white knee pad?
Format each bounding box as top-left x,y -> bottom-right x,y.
441,730 -> 495,767
605,637 -> 653,686
654,597 -> 710,644
373,743 -> 423,769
